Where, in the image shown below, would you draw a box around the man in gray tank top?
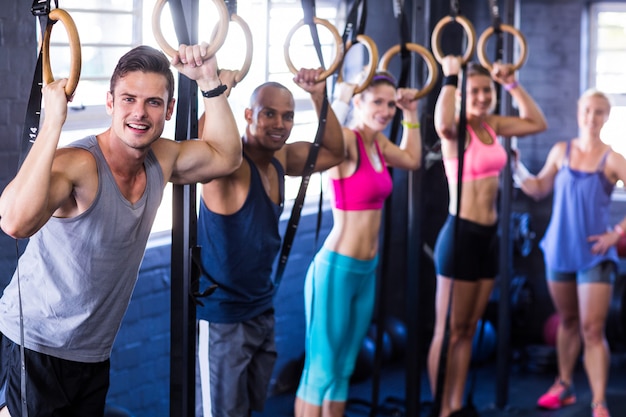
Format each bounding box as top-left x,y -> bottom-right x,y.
0,43 -> 242,417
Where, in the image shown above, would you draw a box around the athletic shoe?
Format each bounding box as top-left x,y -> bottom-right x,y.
537,378 -> 576,409
591,402 -> 610,417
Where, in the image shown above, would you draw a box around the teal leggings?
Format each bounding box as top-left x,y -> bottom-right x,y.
296,247 -> 378,405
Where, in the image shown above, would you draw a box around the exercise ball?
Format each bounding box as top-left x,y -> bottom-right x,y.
104,405 -> 134,417
617,235 -> 626,258
543,313 -> 560,347
471,319 -> 497,364
351,335 -> 376,383
384,316 -> 408,359
367,323 -> 393,364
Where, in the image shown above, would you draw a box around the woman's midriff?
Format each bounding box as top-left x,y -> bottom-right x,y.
447,176 -> 500,226
323,208 -> 383,260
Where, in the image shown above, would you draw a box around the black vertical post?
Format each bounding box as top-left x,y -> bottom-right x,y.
169,0 -> 199,416
405,0 -> 432,416
495,0 -> 517,409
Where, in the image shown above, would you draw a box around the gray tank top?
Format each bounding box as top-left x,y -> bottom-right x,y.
0,135 -> 164,362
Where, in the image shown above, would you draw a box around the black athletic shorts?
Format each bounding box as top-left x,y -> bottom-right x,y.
0,332 -> 110,417
434,215 -> 499,281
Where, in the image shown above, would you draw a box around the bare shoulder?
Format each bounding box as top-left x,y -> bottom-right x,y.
150,137 -> 180,162
53,147 -> 98,214
544,141 -> 568,168
54,146 -> 97,178
607,146 -> 626,167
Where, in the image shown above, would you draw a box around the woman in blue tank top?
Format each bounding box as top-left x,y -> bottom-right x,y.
514,89 -> 626,417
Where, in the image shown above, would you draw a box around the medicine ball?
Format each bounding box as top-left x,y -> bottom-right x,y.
471,319 -> 497,364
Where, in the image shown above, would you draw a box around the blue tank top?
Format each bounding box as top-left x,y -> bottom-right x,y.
196,153 -> 284,323
540,142 -> 618,271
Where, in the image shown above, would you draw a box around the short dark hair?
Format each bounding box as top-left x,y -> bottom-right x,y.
110,45 -> 175,102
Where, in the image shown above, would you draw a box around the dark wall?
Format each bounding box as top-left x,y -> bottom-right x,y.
0,2 -> 36,285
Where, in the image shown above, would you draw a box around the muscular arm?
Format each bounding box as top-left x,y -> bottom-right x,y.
165,44 -> 242,185
284,68 -> 345,176
0,80 -> 79,238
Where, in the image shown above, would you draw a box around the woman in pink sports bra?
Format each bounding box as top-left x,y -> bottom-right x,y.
294,71 -> 422,417
428,56 -> 547,417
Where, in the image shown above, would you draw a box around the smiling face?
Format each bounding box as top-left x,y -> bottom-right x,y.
577,91 -> 611,136
464,74 -> 496,118
244,84 -> 295,151
106,71 -> 175,150
354,83 -> 397,131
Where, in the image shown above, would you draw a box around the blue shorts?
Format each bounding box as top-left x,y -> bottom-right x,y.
0,332 -> 109,417
434,215 -> 499,281
546,261 -> 616,284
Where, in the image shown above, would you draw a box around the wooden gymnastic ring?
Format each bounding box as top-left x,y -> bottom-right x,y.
379,43 -> 439,99
283,17 -> 344,81
152,0 -> 228,60
477,23 -> 528,72
209,14 -> 253,83
431,15 -> 476,65
336,34 -> 378,94
42,8 -> 81,97
230,15 -> 253,83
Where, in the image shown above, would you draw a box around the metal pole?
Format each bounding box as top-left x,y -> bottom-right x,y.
404,0 -> 432,415
495,0 -> 518,409
170,0 -> 199,415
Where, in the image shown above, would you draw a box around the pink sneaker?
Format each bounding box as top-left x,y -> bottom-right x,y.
537,378 -> 576,410
591,402 -> 610,417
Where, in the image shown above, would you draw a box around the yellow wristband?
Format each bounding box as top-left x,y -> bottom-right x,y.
401,120 -> 420,129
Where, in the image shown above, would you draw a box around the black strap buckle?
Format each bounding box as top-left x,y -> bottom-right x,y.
31,0 -> 55,16
450,0 -> 460,17
488,0 -> 502,33
224,0 -> 237,17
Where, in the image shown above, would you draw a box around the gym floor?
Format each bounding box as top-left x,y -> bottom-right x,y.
255,349 -> 626,417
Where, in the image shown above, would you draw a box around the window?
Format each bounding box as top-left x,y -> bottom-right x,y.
48,0 -> 340,234
589,2 -> 626,159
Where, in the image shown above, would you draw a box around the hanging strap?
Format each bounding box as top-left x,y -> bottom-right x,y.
342,0 -> 367,46
19,0 -> 57,167
387,0 -> 412,145
303,0 -> 325,68
273,0 -> 330,289
274,98 -> 329,287
488,0 -> 504,113
450,0 -> 460,17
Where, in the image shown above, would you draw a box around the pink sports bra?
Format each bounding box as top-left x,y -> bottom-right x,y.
442,122 -> 507,183
331,130 -> 393,211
